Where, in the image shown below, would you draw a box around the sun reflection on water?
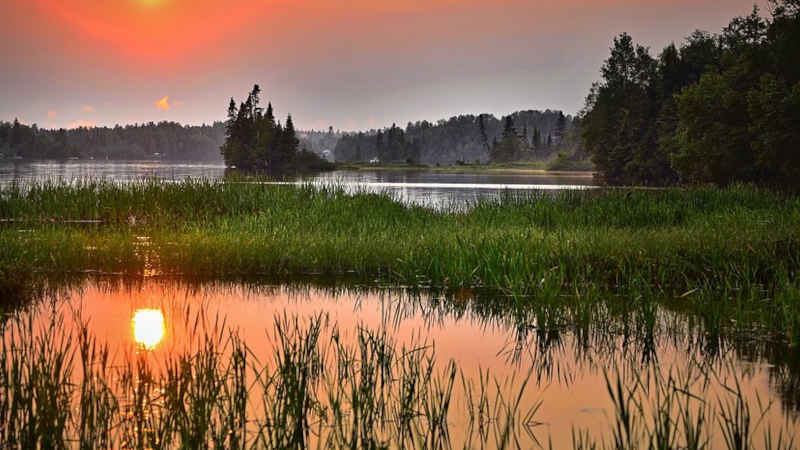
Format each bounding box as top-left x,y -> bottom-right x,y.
132,309 -> 165,349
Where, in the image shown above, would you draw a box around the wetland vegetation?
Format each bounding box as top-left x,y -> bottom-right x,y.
1,179 -> 799,339
0,179 -> 799,447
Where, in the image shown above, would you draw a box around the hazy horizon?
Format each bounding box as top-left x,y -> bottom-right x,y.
2,0 -> 766,132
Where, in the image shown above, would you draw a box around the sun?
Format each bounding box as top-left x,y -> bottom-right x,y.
137,0 -> 165,7
132,309 -> 165,349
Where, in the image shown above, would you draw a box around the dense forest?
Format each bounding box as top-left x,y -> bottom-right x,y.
582,0 -> 800,187
333,110 -> 581,165
0,120 -> 226,161
298,127 -> 343,161
220,85 -> 333,173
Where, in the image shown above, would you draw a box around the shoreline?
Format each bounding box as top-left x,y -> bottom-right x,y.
334,163 -> 596,177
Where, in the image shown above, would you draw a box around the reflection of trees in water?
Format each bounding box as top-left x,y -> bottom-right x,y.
732,337 -> 800,416
19,274 -> 800,415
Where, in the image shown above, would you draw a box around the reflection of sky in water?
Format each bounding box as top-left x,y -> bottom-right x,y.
19,278 -> 795,449
0,161 -> 596,208
0,160 -> 227,183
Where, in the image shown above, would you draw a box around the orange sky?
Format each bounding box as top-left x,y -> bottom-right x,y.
2,0 -> 766,130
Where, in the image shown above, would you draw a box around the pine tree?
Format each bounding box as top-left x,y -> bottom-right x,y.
491,116 -> 522,163
375,131 -> 384,161
220,85 -> 304,172
281,114 -> 299,166
555,112 -> 567,146
477,114 -> 490,154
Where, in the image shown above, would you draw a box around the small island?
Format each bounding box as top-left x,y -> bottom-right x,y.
220,85 -> 334,175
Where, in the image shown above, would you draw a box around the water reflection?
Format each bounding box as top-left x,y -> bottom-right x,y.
4,276 -> 798,448
132,309 -> 165,349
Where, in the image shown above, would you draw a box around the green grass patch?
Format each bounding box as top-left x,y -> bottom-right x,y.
1,180 -> 799,340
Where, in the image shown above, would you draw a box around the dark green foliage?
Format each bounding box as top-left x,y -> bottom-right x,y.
584,2 -> 800,188
672,72 -> 755,184
221,85 -> 323,174
581,33 -> 675,186
291,149 -> 336,173
0,120 -> 225,161
477,114 -> 490,153
747,75 -> 800,185
490,116 -> 526,163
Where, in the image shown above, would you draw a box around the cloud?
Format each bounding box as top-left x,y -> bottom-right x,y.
81,105 -> 96,113
47,110 -> 57,118
68,120 -> 96,129
154,96 -> 171,111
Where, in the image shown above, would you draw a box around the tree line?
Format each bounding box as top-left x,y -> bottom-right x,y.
582,0 -> 800,187
220,85 -> 333,173
0,120 -> 225,161
334,110 -> 580,165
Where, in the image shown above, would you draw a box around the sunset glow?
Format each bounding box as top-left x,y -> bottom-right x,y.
2,0 -> 765,129
155,96 -> 170,111
132,309 -> 165,349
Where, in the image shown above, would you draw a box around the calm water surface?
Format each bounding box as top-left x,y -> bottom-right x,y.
0,160 -> 597,207
14,278 -> 799,448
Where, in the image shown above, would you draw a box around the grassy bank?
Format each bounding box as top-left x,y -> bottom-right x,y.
334,161 -> 595,175
1,180 -> 796,286
1,180 -> 799,339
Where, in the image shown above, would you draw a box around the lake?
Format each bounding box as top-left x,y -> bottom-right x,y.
0,160 -> 597,208
6,277 -> 798,448
2,161 -> 798,447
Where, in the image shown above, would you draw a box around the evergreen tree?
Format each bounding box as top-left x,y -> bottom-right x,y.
281,114 -> 299,166
581,33 -> 671,185
555,112 -> 566,146
219,85 -> 315,173
477,114 -> 490,153
375,131 -> 384,161
491,116 -> 522,163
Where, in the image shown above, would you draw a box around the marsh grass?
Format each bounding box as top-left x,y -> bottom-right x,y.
2,180 -> 800,447
1,180 -> 799,339
0,303 -> 798,449
1,180 -> 798,292
569,359 -> 799,450
0,306 -> 543,449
